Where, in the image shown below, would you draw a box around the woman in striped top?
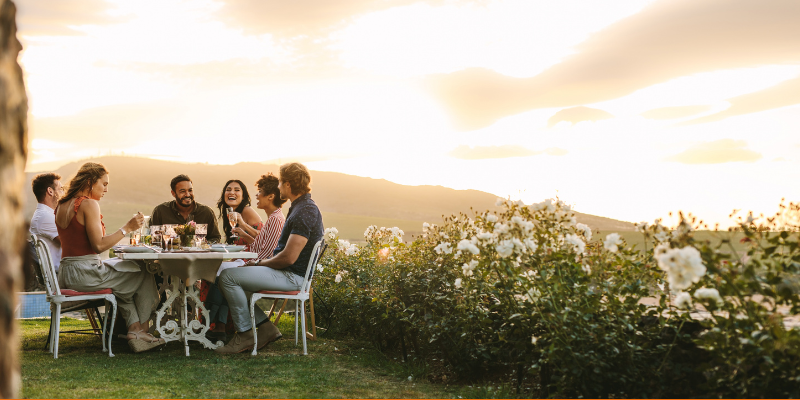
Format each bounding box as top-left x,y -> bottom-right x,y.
232,173 -> 287,258
203,173 -> 286,343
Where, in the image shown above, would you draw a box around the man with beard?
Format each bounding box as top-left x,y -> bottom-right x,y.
151,174 -> 221,244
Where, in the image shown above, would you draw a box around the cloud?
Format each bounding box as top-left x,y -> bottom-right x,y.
547,106 -> 613,127
217,0 -> 482,37
429,0 -> 800,130
665,139 -> 762,164
449,145 -> 566,160
640,105 -> 712,120
15,0 -> 126,36
680,76 -> 800,125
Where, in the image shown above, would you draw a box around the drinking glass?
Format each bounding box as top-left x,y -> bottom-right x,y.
130,213 -> 143,245
130,231 -> 141,245
195,224 -> 208,245
163,224 -> 177,252
227,207 -> 239,241
150,225 -> 162,249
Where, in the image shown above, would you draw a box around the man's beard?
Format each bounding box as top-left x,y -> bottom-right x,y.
176,196 -> 194,206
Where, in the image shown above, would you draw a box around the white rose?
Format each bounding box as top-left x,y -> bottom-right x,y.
604,233 -> 622,253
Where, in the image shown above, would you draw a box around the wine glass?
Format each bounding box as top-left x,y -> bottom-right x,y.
195,224 -> 208,246
163,224 -> 177,252
130,214 -> 142,245
150,225 -> 162,249
227,207 -> 239,241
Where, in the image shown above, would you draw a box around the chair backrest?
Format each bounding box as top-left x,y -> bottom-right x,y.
299,239 -> 326,294
31,234 -> 61,297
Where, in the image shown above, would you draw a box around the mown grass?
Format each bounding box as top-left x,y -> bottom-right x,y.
19,317 -> 506,399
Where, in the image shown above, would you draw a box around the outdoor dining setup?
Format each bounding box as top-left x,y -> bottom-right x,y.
28,162 -> 326,359
116,222 -> 259,356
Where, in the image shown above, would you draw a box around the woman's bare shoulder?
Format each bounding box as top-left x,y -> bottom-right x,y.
243,206 -> 262,223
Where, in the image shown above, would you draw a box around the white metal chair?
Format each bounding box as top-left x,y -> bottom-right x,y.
250,239 -> 326,355
31,234 -> 118,358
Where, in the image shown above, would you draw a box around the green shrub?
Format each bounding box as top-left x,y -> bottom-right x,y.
313,199 -> 800,397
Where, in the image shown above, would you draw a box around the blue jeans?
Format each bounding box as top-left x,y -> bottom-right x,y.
205,282 -> 229,325
218,266 -> 302,332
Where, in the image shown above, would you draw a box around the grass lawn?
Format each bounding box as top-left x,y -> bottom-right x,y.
19,317 -> 510,399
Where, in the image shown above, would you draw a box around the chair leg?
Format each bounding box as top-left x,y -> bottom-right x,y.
54,304 -> 62,359
294,300 -> 299,346
100,301 -> 108,353
266,300 -> 278,321
301,300 -> 307,355
47,306 -> 56,352
308,288 -> 317,341
251,295 -> 258,356
107,300 -> 117,357
273,299 -> 288,325
86,308 -> 101,335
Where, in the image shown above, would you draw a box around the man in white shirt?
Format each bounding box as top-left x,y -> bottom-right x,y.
29,172 -> 64,271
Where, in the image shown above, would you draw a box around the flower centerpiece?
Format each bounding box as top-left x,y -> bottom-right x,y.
176,221 -> 197,247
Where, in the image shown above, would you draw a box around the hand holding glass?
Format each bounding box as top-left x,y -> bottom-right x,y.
227,208 -> 239,240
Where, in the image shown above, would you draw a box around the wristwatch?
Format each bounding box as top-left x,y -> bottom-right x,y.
120,227 -> 127,236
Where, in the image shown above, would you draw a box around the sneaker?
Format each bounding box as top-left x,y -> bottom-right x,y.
256,320 -> 282,350
214,330 -> 255,354
206,330 -> 227,344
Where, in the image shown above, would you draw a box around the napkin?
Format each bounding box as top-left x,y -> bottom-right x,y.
157,253 -> 225,286
104,258 -> 144,272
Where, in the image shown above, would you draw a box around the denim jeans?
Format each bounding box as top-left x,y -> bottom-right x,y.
217,266 -> 302,332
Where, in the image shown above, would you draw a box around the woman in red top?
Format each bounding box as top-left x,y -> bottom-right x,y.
55,162 -> 163,353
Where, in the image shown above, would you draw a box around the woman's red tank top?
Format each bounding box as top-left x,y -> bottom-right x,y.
57,197 -> 105,258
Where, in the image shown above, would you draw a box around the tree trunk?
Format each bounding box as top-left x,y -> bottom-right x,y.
0,0 -> 28,397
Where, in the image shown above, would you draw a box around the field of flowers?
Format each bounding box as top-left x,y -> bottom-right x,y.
311,199 -> 800,398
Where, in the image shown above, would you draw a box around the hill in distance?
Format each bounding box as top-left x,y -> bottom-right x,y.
25,156 -> 634,240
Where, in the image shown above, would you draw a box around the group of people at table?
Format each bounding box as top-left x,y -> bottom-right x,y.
28,162 -> 324,354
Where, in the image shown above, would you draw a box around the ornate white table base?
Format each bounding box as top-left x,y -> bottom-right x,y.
156,274 -> 224,355
119,251 -> 257,356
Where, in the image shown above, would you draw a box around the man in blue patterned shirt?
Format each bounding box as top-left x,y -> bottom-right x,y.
216,162 -> 324,354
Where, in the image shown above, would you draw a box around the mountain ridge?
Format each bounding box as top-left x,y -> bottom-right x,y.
24,156 -> 635,240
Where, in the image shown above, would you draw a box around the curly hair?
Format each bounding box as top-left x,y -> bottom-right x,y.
256,173 -> 288,208
279,162 -> 311,196
58,162 -> 108,205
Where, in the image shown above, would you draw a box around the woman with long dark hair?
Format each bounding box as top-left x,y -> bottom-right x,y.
54,162 -> 163,353
216,179 -> 261,244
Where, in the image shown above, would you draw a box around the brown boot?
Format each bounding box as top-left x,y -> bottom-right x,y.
256,320 -> 282,350
214,329 -> 255,354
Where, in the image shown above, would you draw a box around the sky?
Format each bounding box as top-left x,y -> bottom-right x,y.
16,0 -> 800,227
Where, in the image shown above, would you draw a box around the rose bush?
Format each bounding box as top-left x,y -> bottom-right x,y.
312,199 -> 800,397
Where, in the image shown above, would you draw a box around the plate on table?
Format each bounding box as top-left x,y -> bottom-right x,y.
209,245 -> 245,252
117,246 -> 157,253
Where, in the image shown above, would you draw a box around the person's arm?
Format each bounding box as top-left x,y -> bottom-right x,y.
255,234 -> 307,269
206,213 -> 222,244
232,227 -> 255,244
41,216 -> 61,246
236,213 -> 260,238
83,200 -> 143,253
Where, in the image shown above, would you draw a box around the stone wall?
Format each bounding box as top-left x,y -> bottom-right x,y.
0,0 -> 28,397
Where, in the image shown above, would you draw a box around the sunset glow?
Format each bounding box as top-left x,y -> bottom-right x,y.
17,0 -> 800,227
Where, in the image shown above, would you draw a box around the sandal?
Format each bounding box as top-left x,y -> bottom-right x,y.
127,330 -> 165,353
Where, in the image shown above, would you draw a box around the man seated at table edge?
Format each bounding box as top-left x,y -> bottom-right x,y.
30,172 -> 64,265
150,174 -> 221,244
215,162 -> 324,354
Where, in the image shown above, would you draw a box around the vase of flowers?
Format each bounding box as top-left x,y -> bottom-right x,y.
176,221 -> 197,247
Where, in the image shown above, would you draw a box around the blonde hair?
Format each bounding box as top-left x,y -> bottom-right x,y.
58,162 -> 109,205
279,163 -> 311,196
